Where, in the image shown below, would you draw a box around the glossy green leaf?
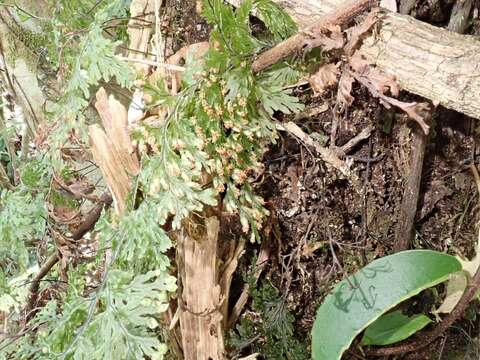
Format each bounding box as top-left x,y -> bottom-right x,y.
361,310 -> 432,346
311,250 -> 462,360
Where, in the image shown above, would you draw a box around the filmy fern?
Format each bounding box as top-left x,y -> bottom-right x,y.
0,0 -> 306,358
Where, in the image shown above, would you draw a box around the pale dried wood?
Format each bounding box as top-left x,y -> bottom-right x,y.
178,217 -> 225,360
219,238 -> 245,329
88,126 -> 131,215
399,0 -> 416,14
358,12 -> 480,120
94,88 -> 140,177
89,88 -> 140,215
448,0 -> 474,33
229,0 -> 480,120
127,0 -> 156,73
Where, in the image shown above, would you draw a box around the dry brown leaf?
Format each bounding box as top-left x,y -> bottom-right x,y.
399,102 -> 430,125
350,68 -> 430,134
349,54 -> 399,96
305,24 -> 345,52
344,8 -> 380,55
309,63 -> 340,97
337,72 -> 355,106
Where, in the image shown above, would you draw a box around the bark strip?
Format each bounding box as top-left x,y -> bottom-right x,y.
394,123 -> 428,251
178,216 -> 225,360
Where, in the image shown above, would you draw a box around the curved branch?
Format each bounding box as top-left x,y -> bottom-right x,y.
24,253 -> 59,319
25,192 -> 113,319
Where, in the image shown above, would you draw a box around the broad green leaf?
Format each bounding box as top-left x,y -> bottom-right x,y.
311,250 -> 462,360
361,310 -> 432,346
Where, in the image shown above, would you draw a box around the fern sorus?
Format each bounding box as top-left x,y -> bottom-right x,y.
134,0 -> 304,241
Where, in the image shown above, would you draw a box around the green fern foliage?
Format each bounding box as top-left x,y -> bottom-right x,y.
0,0 -> 306,359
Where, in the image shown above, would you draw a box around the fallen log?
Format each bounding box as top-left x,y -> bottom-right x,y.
231,0 -> 480,120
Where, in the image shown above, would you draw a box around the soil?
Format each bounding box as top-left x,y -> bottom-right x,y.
168,1 -> 480,359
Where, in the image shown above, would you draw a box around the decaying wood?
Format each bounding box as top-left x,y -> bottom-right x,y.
219,238 -> 245,330
358,11 -> 480,120
226,240 -> 270,331
89,88 -> 140,215
393,3 -> 471,252
448,0 -> 474,34
238,0 -> 480,121
394,122 -> 429,252
178,216 -> 225,360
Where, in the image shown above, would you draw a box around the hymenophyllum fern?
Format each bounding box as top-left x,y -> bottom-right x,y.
0,0 -> 308,359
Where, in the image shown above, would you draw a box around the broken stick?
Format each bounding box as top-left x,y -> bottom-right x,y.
277,122 -> 361,190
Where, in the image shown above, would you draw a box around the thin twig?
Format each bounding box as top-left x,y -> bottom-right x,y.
71,192 -> 112,240
24,253 -> 59,318
226,240 -> 270,330
338,124 -> 374,156
0,3 -> 47,21
115,55 -> 185,72
277,122 -> 361,190
154,0 -> 163,65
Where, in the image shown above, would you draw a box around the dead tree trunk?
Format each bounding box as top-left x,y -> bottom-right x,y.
235,0 -> 480,120
177,216 -> 225,360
